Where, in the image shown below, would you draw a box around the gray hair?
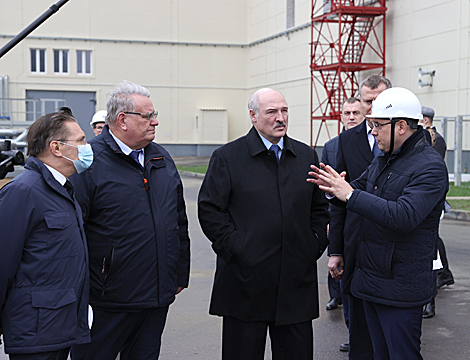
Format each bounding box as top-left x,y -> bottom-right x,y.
358,75 -> 392,96
106,80 -> 151,124
248,88 -> 288,123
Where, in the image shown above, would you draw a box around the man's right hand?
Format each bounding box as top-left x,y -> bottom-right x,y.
328,255 -> 344,280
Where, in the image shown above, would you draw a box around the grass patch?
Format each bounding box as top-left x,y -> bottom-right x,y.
177,165 -> 208,174
447,199 -> 470,212
447,182 -> 470,197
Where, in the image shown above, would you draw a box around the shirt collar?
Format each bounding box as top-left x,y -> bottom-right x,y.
44,164 -> 67,186
108,128 -> 144,155
257,132 -> 284,150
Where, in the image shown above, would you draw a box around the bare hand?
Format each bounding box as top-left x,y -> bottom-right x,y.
328,255 -> 344,280
307,163 -> 353,202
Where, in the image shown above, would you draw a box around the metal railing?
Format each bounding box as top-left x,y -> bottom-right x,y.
0,98 -> 66,127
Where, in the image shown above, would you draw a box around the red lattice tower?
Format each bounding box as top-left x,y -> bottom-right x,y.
310,0 -> 387,147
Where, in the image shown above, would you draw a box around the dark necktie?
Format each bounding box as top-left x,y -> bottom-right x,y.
270,144 -> 280,163
130,150 -> 143,169
64,180 -> 74,198
372,138 -> 381,157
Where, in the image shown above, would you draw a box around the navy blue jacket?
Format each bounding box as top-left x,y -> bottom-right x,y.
0,157 -> 90,354
198,127 -> 329,325
346,128 -> 448,307
70,125 -> 190,310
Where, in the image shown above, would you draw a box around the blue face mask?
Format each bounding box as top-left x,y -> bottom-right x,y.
60,142 -> 94,173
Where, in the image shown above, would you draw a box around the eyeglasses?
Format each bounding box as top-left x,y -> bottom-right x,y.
57,139 -> 87,144
371,121 -> 393,129
123,111 -> 158,121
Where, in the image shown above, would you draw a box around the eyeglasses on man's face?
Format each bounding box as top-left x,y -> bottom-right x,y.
123,111 -> 158,121
371,120 -> 393,130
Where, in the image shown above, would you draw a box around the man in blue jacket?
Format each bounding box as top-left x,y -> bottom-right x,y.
0,108 -> 91,359
70,80 -> 190,360
309,87 -> 448,359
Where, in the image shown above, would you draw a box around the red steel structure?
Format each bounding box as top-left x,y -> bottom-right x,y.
310,0 -> 387,147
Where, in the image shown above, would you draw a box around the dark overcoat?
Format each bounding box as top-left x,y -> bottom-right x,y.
198,127 -> 330,326
328,120 -> 375,293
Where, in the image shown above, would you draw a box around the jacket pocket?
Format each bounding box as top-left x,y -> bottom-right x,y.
31,288 -> 78,343
44,212 -> 78,259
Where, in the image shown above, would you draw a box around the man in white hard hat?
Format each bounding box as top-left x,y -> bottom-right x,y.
309,87 -> 448,359
90,110 -> 107,136
327,75 -> 391,357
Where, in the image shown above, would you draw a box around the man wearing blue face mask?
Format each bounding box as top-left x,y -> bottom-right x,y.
0,107 -> 91,360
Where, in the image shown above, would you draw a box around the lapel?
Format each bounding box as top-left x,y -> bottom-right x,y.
354,121 -> 374,164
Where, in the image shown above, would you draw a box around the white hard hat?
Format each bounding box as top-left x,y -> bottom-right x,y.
90,110 -> 107,126
366,87 -> 423,121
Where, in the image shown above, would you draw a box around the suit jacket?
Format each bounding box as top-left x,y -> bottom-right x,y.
432,126 -> 446,159
328,120 -> 375,293
321,136 -> 339,169
198,127 -> 330,325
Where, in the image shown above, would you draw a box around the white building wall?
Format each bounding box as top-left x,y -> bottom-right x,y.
1,0 -> 470,152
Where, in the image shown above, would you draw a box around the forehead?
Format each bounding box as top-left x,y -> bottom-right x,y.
361,83 -> 387,100
67,121 -> 85,138
258,91 -> 287,109
132,94 -> 154,111
343,102 -> 361,112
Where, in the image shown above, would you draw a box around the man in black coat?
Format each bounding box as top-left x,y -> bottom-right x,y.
198,88 -> 329,360
327,75 -> 391,358
310,87 -> 448,360
420,106 -> 454,318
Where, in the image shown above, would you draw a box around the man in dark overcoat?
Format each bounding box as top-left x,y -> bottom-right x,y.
198,88 -> 330,360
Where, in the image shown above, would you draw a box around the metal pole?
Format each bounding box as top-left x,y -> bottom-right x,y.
0,0 -> 70,59
454,115 -> 463,186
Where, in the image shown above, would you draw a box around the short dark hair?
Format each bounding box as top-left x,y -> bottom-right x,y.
341,97 -> 360,111
27,107 -> 77,156
359,75 -> 392,96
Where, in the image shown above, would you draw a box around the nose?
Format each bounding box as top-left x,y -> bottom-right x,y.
371,126 -> 378,136
150,117 -> 159,126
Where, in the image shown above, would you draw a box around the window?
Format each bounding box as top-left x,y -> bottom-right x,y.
53,49 -> 69,74
30,49 -> 46,73
77,50 -> 92,75
286,0 -> 295,29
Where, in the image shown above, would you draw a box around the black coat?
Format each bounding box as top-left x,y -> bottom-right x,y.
328,121 -> 375,292
433,127 -> 446,159
321,136 -> 338,169
71,125 -> 190,310
0,157 -> 90,354
198,127 -> 330,326
347,128 -> 448,307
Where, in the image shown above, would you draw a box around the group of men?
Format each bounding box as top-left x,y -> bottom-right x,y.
0,77 -> 451,360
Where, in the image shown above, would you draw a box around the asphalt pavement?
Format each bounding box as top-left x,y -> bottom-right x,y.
1,171 -> 469,359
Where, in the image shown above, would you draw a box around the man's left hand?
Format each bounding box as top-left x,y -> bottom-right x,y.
175,287 -> 185,295
307,163 -> 354,202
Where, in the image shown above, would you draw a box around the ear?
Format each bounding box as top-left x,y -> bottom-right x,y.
117,112 -> 127,131
250,110 -> 257,123
398,120 -> 408,135
49,140 -> 62,157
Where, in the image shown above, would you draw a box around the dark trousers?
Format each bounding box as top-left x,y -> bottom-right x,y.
436,236 -> 453,280
347,294 -> 373,360
9,348 -> 70,360
71,306 -> 169,360
222,316 -> 313,360
327,272 -> 341,299
341,285 -> 350,329
363,301 -> 423,360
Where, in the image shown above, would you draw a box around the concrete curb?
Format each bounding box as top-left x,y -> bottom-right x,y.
444,209 -> 470,222
178,170 -> 205,179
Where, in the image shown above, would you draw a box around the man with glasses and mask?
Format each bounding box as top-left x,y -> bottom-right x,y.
309,87 -> 448,359
70,80 -> 190,360
0,108 -> 91,360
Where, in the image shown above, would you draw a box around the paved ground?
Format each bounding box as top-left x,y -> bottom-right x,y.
1,166 -> 469,359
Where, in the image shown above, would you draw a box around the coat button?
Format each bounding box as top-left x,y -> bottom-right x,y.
374,185 -> 378,190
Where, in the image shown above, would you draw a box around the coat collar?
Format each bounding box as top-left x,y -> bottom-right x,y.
25,156 -> 72,200
246,126 -> 297,158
